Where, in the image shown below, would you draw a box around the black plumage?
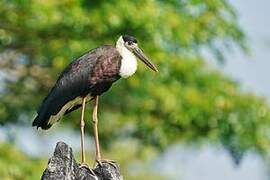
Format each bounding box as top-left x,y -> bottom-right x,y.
33,45 -> 121,129
32,35 -> 158,165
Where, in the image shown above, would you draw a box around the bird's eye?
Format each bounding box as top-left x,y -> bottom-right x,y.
127,41 -> 133,45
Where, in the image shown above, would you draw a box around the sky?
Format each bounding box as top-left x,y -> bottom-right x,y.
154,144 -> 267,180
218,0 -> 270,103
153,0 -> 270,179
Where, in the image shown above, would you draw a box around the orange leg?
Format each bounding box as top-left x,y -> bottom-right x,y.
92,96 -> 101,161
80,97 -> 87,164
92,96 -> 117,168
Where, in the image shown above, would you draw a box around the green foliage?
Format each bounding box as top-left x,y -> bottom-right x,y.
0,143 -> 45,179
0,0 -> 269,165
0,141 -> 164,180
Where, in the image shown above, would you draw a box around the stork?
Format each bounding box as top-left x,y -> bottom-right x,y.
32,35 -> 158,166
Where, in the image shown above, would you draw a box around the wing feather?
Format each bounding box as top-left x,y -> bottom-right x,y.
32,45 -> 121,129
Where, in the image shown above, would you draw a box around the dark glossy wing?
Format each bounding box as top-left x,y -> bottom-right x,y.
32,45 -> 121,129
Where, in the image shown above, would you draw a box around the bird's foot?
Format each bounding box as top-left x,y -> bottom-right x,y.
79,162 -> 89,168
94,159 -> 117,169
79,162 -> 96,176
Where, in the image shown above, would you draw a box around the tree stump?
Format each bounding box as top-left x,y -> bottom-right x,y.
41,141 -> 122,180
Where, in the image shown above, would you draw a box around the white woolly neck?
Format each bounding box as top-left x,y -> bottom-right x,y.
116,36 -> 137,78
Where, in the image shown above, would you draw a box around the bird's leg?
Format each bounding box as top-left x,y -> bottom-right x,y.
92,96 -> 117,168
80,97 -> 96,176
92,96 -> 101,161
80,97 -> 87,165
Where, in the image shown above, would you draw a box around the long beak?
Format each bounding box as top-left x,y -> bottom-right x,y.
132,46 -> 158,72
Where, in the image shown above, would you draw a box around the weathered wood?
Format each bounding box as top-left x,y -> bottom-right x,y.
41,141 -> 122,180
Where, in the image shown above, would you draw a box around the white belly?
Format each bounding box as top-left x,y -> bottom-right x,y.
48,95 -> 91,125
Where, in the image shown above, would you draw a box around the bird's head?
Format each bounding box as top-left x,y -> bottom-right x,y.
116,35 -> 158,72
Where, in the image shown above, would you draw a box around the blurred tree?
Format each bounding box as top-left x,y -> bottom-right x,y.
0,0 -> 269,163
0,141 -> 164,180
0,143 -> 44,179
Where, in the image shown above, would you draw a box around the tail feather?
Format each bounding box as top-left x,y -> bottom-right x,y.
32,92 -> 55,130
32,95 -> 93,130
32,114 -> 52,130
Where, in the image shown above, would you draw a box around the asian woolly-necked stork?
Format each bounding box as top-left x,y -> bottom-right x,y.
32,35 -> 158,166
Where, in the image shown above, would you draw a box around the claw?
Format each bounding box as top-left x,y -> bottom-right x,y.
79,163 -> 96,176
80,162 -> 89,168
95,159 -> 118,169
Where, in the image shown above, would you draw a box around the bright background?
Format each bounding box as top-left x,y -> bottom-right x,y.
0,0 -> 270,179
